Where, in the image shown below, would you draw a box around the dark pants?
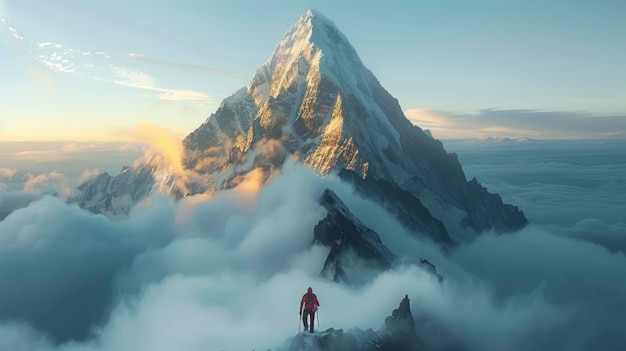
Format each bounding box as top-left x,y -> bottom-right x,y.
302,309 -> 316,332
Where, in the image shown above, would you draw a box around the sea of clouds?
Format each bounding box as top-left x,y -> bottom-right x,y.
0,139 -> 624,351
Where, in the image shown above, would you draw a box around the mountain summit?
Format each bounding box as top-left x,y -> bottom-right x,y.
71,10 -> 527,243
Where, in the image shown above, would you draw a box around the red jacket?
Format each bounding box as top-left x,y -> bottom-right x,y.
300,287 -> 320,311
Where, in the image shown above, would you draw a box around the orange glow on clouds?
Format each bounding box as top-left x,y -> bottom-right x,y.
23,171 -> 71,198
127,122 -> 185,175
404,108 -> 452,127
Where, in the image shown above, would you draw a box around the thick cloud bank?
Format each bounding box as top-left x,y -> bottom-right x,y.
0,149 -> 625,350
445,139 -> 626,254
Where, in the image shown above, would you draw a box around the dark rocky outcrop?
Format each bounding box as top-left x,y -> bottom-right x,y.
418,258 -> 444,283
338,169 -> 453,248
314,189 -> 397,285
280,295 -> 423,351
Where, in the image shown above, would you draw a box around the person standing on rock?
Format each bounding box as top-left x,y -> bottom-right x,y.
299,287 -> 320,333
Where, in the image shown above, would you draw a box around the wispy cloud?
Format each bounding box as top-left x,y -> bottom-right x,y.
23,171 -> 72,198
111,67 -> 215,103
128,53 -> 248,80
36,50 -> 76,73
8,26 -> 23,40
37,42 -> 63,49
1,18 -> 23,41
0,168 -> 17,179
406,108 -> 626,139
11,142 -> 106,162
61,142 -> 93,152
6,24 -> 219,105
79,168 -> 101,183
95,51 -> 110,59
405,109 -> 454,128
12,150 -> 68,162
111,66 -> 157,88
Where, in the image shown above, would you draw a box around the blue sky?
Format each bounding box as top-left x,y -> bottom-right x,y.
1,0 -> 625,140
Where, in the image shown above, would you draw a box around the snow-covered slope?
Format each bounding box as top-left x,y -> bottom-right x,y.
68,155 -> 179,218
72,9 -> 527,243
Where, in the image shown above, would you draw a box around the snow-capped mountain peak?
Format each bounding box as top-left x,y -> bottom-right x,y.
242,8 -> 405,180
72,9 -> 527,243
253,8 -> 360,87
249,9 -> 390,125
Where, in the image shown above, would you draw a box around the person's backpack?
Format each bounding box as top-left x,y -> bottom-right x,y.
305,293 -> 316,308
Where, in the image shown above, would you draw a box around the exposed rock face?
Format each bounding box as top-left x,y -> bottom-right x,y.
381,295 -> 419,350
338,169 -> 453,248
312,189 -> 446,288
418,258 -> 444,283
314,189 -> 397,284
71,9 -> 527,245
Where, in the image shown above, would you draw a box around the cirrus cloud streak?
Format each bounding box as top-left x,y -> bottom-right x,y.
406,108 -> 626,139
